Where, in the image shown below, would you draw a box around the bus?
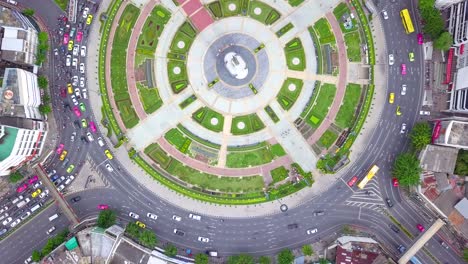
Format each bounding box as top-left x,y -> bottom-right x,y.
357,165 -> 380,189
409,256 -> 423,264
400,9 -> 415,34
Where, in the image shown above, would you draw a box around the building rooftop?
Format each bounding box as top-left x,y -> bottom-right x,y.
419,145 -> 459,173
455,198 -> 468,219
455,66 -> 468,90
434,190 -> 459,216
447,121 -> 468,147
335,246 -> 380,264
0,126 -> 18,161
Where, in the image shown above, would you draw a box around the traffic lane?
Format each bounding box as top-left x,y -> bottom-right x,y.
0,204 -> 69,264
16,0 -> 64,30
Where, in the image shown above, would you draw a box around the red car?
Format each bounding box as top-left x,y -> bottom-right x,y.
417,33 -> 423,45
16,183 -> 28,193
348,176 -> 358,187
76,31 -> 83,42
73,106 -> 81,117
416,224 -> 425,232
89,121 -> 97,133
28,175 -> 39,185
56,143 -> 65,154
63,33 -> 69,45
60,88 -> 67,98
97,204 -> 109,210
392,178 -> 399,187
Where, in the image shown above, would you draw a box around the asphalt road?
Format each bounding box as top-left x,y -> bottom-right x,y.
0,0 -> 463,264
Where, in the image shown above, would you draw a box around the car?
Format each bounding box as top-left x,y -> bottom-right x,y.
400,123 -> 407,134
57,185 -> 65,192
86,14 -> 93,25
105,164 -> 114,172
97,204 -> 109,210
63,33 -> 69,45
0,228 -> 7,236
47,169 -> 57,177
136,221 -> 146,228
81,118 -> 88,128
51,175 -> 60,182
0,206 -> 8,215
389,93 -> 394,104
73,44 -> 79,56
10,219 -> 21,228
71,196 -> 81,203
313,211 -> 325,216
55,176 -> 66,186
82,7 -> 89,18
31,189 -> 42,198
89,121 -> 97,132
306,228 -> 318,234
59,150 -> 68,161
67,83 -> 73,94
189,213 -> 201,220
39,189 -> 49,199
72,58 -> 78,67
172,215 -> 182,221
98,137 -> 105,147
389,224 -> 400,233
82,89 -> 88,99
401,64 -> 407,75
64,176 -> 75,185
105,149 -> 113,160
19,212 -> 31,221
386,198 -> 394,207
441,241 -> 449,250
417,33 -> 423,45
401,84 -> 407,95
147,213 -> 158,220
80,77 -> 85,88
75,88 -> 81,98
76,31 -> 83,42
129,212 -> 139,219
288,223 -> 298,229
70,27 -> 76,38
46,226 -> 56,235
16,184 -> 28,193
72,75 -> 79,86
416,224 -> 425,232
382,10 -> 388,20
79,63 -> 85,74
86,132 -> 94,142
66,54 -> 71,66
79,102 -> 86,112
420,110 -> 430,115
397,245 -> 406,253
0,213 -> 9,221
80,46 -> 86,57
173,229 -> 185,236
66,164 -> 75,173
2,217 -> 12,225
408,52 -> 415,62
60,87 -> 67,98
73,106 -> 81,117
71,132 -> 76,142
6,0 -> 17,5
348,176 -> 358,187
68,40 -> 74,51
54,48 -> 59,56
388,54 -> 394,65
198,236 -> 210,243
396,105 -> 402,116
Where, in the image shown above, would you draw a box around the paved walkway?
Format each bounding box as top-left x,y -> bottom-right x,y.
307,13 -> 347,145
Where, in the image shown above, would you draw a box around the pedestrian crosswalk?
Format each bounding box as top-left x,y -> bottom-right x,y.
344,179 -> 386,213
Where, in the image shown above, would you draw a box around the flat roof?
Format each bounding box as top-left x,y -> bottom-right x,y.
455,198 -> 468,219
455,66 -> 468,90
419,145 -> 459,173
1,38 -> 24,51
0,126 -> 18,161
447,121 -> 468,147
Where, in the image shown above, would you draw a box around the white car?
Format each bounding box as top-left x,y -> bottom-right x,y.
86,132 -> 94,142
46,226 -> 56,235
73,44 -> 79,56
401,84 -> 407,95
71,132 -> 76,142
66,55 -> 71,67
0,206 -> 8,215
147,213 -> 158,220
6,0 -> 18,5
129,212 -> 139,219
420,111 -> 430,115
72,75 -> 79,86
197,236 -> 209,243
20,212 -> 31,220
33,181 -> 42,189
105,164 -> 114,172
0,213 -> 9,221
64,176 -> 75,185
98,137 -> 105,147
79,63 -> 85,74
57,185 -> 65,192
306,228 -> 318,235
80,77 -> 85,88
80,46 -> 87,57
189,213 -> 201,221
75,88 -> 81,98
82,7 -> 89,19
72,58 -> 78,68
400,123 -> 407,134
54,48 -> 59,56
82,89 -> 88,99
172,215 -> 182,221
2,216 -> 12,225
71,95 -> 78,105
382,10 -> 389,20
10,219 -> 21,228
389,54 -> 394,65
39,189 -> 49,199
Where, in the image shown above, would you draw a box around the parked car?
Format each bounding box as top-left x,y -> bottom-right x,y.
76,31 -> 83,42
71,196 -> 81,203
16,184 -> 28,193
80,46 -> 86,57
73,106 -> 81,117
89,121 -> 96,132
39,189 -> 49,199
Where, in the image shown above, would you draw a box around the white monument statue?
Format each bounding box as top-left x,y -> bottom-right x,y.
224,52 -> 248,79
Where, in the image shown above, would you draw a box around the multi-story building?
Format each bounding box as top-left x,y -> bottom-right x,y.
432,118 -> 468,149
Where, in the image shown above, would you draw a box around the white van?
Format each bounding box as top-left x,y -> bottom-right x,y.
30,203 -> 42,213
49,213 -> 59,221
208,251 -> 218,257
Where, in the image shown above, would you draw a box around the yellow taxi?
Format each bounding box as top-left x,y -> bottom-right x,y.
396,105 -> 402,116
86,14 -> 93,25
67,83 -> 73,94
59,150 -> 68,161
31,189 -> 42,198
68,40 -> 74,51
136,221 -> 146,229
389,93 -> 394,104
104,149 -> 113,160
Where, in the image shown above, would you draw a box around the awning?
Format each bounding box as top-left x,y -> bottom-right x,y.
460,44 -> 465,55
65,237 -> 78,250
445,48 -> 455,84
432,120 -> 441,143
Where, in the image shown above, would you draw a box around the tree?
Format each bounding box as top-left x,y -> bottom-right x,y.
419,0 -> 445,39
96,209 -> 116,228
434,31 -> 453,51
455,150 -> 468,176
39,104 -> 51,115
38,76 -> 48,89
277,249 -> 294,264
125,222 -> 140,238
139,230 -> 157,248
302,244 -> 314,256
393,153 -> 422,186
8,171 -> 23,183
194,253 -> 209,264
22,8 -> 35,17
227,254 -> 255,264
463,248 -> 468,262
164,243 -> 178,257
31,250 -> 42,262
319,259 -> 329,264
258,256 -> 271,264
409,122 -> 432,151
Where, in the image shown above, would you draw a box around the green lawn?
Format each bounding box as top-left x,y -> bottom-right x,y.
226,143 -> 286,168
284,38 -> 306,71
167,59 -> 188,93
333,2 -> 358,33
169,22 -> 196,55
207,1 -> 223,18
53,0 -> 69,10
277,78 -> 304,110
144,143 -> 172,169
248,1 -> 280,25
137,83 -> 162,114
165,128 -> 192,154
305,83 -> 336,128
270,166 -> 289,184
192,107 -> 225,132
344,31 -> 362,62
231,114 -> 265,135
177,124 -> 221,149
136,5 -> 171,55
276,23 -> 294,37
219,0 -> 243,17
313,17 -> 336,44
318,129 -> 338,149
288,0 -> 304,7
335,83 -> 361,129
